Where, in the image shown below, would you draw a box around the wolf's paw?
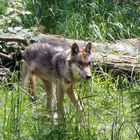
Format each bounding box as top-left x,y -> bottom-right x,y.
30,96 -> 36,101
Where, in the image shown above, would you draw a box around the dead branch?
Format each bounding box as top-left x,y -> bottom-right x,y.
0,52 -> 12,60
0,37 -> 28,46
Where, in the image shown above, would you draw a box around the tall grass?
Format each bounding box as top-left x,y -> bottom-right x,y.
0,69 -> 140,139
24,0 -> 140,41
0,0 -> 140,139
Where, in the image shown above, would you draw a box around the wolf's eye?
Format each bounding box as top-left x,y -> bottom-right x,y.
79,61 -> 83,65
87,61 -> 91,66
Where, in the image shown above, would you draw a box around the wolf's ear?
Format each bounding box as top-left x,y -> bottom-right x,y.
85,42 -> 92,54
70,43 -> 79,55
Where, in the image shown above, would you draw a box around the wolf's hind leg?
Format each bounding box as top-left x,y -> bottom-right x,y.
22,62 -> 30,87
29,74 -> 36,101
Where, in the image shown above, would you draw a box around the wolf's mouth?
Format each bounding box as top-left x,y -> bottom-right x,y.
79,73 -> 91,80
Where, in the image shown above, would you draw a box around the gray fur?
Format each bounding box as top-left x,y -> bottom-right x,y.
22,42 -> 93,122
52,52 -> 69,79
22,43 -> 69,81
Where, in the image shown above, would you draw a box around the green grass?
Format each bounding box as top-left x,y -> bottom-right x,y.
0,1 -> 140,139
24,0 -> 140,41
0,70 -> 140,140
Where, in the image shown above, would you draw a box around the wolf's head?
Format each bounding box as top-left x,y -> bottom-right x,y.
67,42 -> 93,81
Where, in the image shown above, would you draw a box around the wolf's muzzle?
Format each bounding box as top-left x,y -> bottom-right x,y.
86,75 -> 91,80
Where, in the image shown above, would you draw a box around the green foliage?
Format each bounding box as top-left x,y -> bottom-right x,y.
0,1 -> 7,14
0,0 -> 31,34
24,0 -> 140,41
0,70 -> 140,140
0,0 -> 140,140
0,0 -> 34,59
0,0 -> 139,41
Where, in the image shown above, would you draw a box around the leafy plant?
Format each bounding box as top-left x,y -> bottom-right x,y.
0,0 -> 31,34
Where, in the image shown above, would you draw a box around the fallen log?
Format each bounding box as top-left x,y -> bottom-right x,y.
38,34 -> 140,56
38,34 -> 140,74
0,34 -> 140,74
93,52 -> 140,73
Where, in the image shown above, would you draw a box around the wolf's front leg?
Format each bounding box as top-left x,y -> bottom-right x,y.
42,80 -> 53,116
56,79 -> 64,121
66,86 -> 85,122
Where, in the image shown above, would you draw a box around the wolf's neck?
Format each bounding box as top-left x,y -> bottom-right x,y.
64,66 -> 80,85
64,65 -> 72,84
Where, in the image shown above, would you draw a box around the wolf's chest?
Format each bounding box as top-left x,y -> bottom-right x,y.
63,77 -> 80,90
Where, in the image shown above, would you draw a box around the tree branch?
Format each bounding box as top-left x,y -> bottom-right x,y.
0,37 -> 28,46
0,52 -> 12,60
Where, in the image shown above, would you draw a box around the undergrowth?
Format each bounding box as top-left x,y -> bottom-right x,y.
0,0 -> 140,140
0,69 -> 140,140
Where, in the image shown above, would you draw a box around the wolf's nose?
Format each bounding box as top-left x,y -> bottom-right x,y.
86,75 -> 91,80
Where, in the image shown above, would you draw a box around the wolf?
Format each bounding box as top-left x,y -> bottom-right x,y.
22,42 -> 93,120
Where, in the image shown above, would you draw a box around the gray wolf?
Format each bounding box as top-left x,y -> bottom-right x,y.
22,42 -> 93,121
